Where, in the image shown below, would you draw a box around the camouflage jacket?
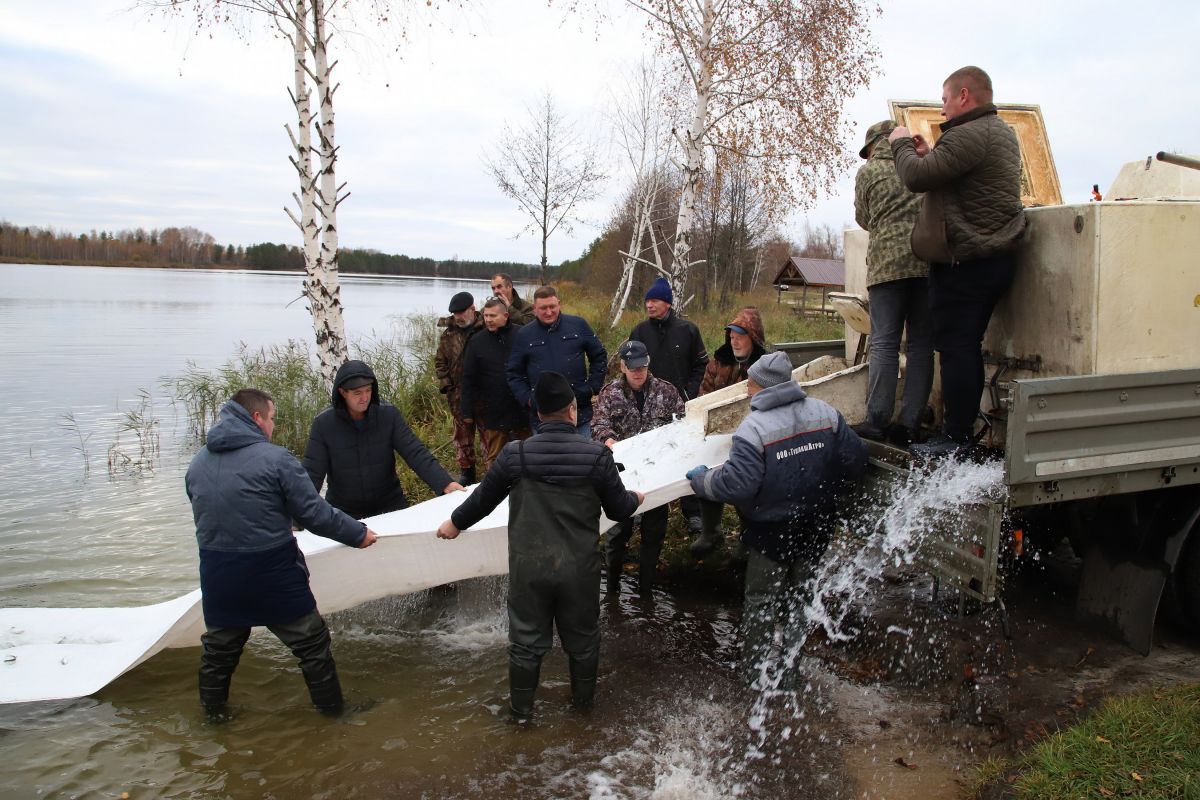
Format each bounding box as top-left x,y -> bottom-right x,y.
435,314 -> 484,413
854,137 -> 928,287
591,375 -> 683,443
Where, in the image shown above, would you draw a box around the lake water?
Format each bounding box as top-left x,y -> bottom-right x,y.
0,263 -> 913,799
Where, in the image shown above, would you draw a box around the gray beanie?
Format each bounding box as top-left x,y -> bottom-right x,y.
747,351 -> 792,389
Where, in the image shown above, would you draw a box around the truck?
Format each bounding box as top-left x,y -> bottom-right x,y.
853,152 -> 1200,653
708,152 -> 1200,654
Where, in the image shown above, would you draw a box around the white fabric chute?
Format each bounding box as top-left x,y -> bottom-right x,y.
0,420 -> 732,704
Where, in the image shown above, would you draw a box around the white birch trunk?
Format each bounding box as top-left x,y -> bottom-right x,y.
307,0 -> 348,387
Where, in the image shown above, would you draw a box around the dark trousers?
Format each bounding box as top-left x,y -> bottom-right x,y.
605,505 -> 669,588
929,255 -> 1016,439
199,609 -> 338,707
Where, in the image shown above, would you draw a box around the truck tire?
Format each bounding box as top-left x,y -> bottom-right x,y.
1172,525 -> 1200,633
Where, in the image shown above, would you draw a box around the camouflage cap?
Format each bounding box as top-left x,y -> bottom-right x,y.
859,119 -> 897,159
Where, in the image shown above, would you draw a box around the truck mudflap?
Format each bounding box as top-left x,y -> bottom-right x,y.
1075,489 -> 1200,654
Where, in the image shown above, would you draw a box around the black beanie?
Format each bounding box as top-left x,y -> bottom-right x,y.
534,371 -> 575,414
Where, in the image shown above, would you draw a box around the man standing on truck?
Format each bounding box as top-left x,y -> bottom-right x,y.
854,118 -> 934,447
686,352 -> 866,689
889,65 -> 1026,458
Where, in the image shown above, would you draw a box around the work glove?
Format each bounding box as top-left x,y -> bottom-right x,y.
685,465 -> 709,481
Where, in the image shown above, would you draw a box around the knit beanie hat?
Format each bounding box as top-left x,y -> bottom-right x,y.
644,277 -> 673,305
534,371 -> 575,414
747,351 -> 792,388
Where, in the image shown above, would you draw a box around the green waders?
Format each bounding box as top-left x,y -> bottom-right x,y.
506,471 -> 606,719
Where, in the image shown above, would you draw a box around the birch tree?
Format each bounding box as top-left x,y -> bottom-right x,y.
584,0 -> 877,305
146,0 -> 441,387
606,57 -> 680,327
484,92 -> 607,283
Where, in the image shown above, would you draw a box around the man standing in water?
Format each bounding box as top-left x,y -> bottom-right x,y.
686,353 -> 866,689
592,340 -> 683,596
186,388 -> 378,718
436,371 -> 643,720
304,359 -> 462,519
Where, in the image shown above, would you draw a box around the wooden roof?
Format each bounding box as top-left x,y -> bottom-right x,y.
772,256 -> 845,288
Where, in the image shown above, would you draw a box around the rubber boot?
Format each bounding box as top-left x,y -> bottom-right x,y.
568,654 -> 599,711
457,465 -> 477,486
605,521 -> 630,595
306,671 -> 345,717
605,552 -> 623,594
689,502 -> 724,559
638,549 -> 658,597
509,661 -> 540,722
199,678 -> 231,722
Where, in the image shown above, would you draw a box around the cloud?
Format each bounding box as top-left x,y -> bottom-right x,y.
2,0 -> 1198,265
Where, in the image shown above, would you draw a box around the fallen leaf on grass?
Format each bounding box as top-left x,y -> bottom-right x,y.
1095,735 -> 1111,744
893,757 -> 918,770
1097,787 -> 1113,797
1131,772 -> 1143,782
1074,645 -> 1096,668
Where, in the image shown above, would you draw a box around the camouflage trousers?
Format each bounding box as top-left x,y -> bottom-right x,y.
450,409 -> 481,470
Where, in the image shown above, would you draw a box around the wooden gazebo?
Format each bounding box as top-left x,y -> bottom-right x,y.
772,256 -> 845,317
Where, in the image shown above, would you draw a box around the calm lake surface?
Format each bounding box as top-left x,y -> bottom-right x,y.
0,263 -> 858,799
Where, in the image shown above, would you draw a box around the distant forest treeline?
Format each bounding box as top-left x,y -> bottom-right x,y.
0,221 -> 542,280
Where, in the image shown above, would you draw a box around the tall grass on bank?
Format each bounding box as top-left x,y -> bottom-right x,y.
975,682 -> 1200,799
168,316 -> 456,504
167,285 -> 841,506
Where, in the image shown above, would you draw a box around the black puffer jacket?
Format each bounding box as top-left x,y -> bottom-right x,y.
460,322 -> 526,431
449,420 -> 639,532
628,310 -> 708,400
303,360 -> 453,519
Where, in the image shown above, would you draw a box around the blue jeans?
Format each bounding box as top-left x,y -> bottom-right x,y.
867,277 -> 934,431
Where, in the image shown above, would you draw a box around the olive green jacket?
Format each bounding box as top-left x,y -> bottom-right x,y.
892,105 -> 1026,263
854,138 -> 928,287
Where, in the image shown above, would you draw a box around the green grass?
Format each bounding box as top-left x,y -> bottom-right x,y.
975,682 -> 1200,800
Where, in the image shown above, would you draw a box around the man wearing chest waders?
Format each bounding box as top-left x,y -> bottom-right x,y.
437,371 -> 644,721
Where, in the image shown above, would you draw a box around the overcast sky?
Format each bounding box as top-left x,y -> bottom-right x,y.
2,1 -> 1196,266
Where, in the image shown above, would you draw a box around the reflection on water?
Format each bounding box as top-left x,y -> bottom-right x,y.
1,576 -> 861,799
